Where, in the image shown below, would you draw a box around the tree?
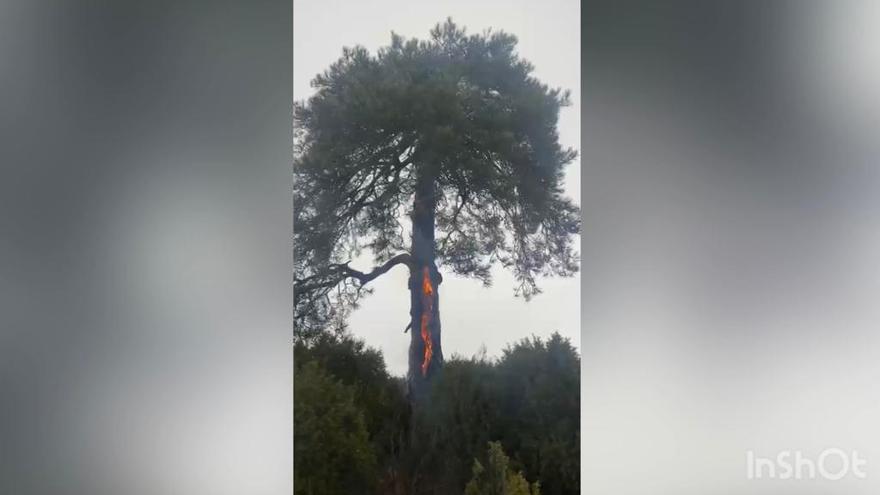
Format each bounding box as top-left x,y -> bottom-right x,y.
495,333 -> 580,495
294,331 -> 411,479
464,441 -> 541,495
293,361 -> 377,495
408,334 -> 580,494
294,18 -> 580,399
293,331 -> 580,494
407,355 -> 500,493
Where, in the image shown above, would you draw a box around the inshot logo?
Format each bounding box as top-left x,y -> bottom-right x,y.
746,449 -> 867,481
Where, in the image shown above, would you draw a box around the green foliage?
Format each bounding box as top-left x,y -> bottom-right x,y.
295,331 -> 410,468
494,334 -> 580,495
411,332 -> 580,495
294,361 -> 377,495
294,330 -> 579,495
407,357 -> 500,493
294,18 -> 580,337
464,442 -> 541,495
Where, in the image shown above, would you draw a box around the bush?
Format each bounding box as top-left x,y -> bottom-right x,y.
293,331 -> 579,495
294,361 -> 377,495
494,333 -> 580,495
464,441 -> 541,495
295,331 -> 410,463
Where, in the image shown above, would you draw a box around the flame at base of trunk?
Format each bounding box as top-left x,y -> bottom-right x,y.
420,266 -> 434,376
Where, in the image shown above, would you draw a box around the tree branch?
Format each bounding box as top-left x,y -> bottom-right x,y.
438,190 -> 469,253
295,252 -> 413,295
338,252 -> 414,284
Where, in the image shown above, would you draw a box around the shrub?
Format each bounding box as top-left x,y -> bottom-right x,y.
464,441 -> 541,495
294,361 -> 377,495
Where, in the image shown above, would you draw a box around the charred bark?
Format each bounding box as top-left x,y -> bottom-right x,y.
407,168 -> 443,402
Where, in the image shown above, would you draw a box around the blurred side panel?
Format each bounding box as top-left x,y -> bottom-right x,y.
0,2 -> 292,494
582,1 -> 880,493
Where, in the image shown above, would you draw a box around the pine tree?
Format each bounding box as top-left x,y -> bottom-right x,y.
294,19 -> 579,399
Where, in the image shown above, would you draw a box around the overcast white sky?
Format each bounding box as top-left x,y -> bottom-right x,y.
294,0 -> 580,376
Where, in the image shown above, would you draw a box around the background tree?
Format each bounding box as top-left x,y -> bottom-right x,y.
294,331 -> 411,478
293,330 -> 580,494
293,361 -> 377,495
493,334 -> 580,495
294,18 -> 580,398
409,333 -> 580,495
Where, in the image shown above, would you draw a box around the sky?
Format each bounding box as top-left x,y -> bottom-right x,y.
294,0 -> 581,376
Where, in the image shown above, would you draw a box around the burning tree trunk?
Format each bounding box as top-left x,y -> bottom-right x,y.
407,169 -> 443,401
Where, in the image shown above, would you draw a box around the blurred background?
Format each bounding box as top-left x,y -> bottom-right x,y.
582,1 -> 880,493
4,0 -> 880,493
0,2 -> 291,494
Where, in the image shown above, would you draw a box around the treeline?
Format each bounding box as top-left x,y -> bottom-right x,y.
294,331 -> 580,495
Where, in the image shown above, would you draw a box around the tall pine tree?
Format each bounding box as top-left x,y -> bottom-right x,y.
294,19 -> 579,400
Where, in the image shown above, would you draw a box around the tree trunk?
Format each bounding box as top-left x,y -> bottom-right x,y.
407,169 -> 442,402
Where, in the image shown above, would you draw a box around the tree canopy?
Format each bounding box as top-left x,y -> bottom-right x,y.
294,19 -> 580,339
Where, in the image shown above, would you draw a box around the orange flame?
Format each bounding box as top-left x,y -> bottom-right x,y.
420,266 -> 434,376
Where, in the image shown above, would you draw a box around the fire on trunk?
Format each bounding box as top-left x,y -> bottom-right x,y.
420,266 -> 434,376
